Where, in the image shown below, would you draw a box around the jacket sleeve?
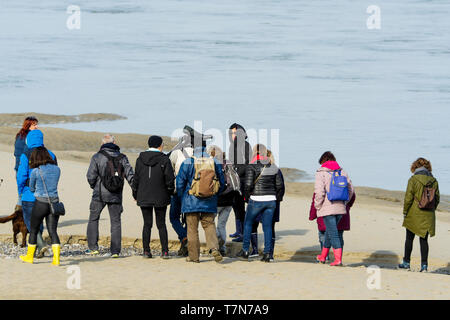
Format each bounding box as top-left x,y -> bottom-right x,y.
176,162 -> 188,198
403,177 -> 414,216
164,157 -> 176,195
86,156 -> 99,189
243,165 -> 254,201
347,192 -> 356,208
17,154 -> 29,195
309,193 -> 317,221
29,169 -> 37,193
122,155 -> 134,187
215,161 -> 226,194
132,158 -> 140,200
276,169 -> 285,201
314,172 -> 326,211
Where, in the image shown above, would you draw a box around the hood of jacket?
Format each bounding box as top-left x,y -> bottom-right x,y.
100,143 -> 120,153
413,169 -> 435,185
139,151 -> 165,167
26,130 -> 44,148
319,161 -> 341,171
228,123 -> 248,142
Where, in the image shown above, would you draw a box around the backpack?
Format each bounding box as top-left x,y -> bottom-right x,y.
222,163 -> 241,195
416,180 -> 437,210
326,169 -> 350,202
99,150 -> 125,193
188,156 -> 220,198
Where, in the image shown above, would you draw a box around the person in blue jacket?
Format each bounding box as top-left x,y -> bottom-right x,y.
176,144 -> 226,263
17,129 -> 57,257
14,116 -> 39,205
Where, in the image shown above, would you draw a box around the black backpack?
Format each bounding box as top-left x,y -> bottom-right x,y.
99,150 -> 125,193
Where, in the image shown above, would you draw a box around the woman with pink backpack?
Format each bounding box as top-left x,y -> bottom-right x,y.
313,151 -> 354,266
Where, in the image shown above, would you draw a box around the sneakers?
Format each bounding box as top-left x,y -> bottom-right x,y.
219,248 -> 226,257
229,232 -> 241,238
111,254 -> 120,259
211,249 -> 223,263
420,264 -> 428,272
398,260 -> 411,270
85,249 -> 99,256
236,249 -> 249,261
249,249 -> 259,258
143,251 -> 152,259
231,236 -> 243,243
161,251 -> 170,259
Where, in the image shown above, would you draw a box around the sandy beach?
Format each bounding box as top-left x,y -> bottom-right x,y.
0,144 -> 449,300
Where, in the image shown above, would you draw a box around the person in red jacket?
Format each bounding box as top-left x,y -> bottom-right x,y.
309,192 -> 356,261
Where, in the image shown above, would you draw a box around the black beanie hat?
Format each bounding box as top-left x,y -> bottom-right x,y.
148,135 -> 163,148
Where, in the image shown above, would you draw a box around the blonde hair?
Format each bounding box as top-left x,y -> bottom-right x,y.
252,144 -> 268,157
267,149 -> 276,165
410,157 -> 432,173
206,145 -> 224,162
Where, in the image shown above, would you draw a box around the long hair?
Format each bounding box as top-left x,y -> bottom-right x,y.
410,157 -> 432,173
29,147 -> 56,169
16,116 -> 38,139
252,144 -> 268,157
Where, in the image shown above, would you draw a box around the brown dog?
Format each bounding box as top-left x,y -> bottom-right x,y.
0,205 -> 28,247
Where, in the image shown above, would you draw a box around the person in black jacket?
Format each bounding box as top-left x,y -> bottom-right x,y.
228,123 -> 253,242
86,134 -> 134,257
237,144 -> 284,262
132,136 -> 175,259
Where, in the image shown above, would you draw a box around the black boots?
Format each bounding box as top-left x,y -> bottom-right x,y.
261,253 -> 271,263
237,249 -> 249,261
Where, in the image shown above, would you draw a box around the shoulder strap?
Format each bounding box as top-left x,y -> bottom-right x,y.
254,165 -> 267,186
38,168 -> 54,214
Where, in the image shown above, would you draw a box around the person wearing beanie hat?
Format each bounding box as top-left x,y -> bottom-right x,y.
132,136 -> 175,259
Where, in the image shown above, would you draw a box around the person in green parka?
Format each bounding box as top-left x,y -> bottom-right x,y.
399,158 -> 440,272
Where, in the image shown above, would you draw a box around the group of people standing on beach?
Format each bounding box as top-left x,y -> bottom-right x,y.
12,116 -> 440,272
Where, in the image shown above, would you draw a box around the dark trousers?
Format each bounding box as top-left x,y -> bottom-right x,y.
404,229 -> 429,264
22,200 -> 43,233
141,206 -> 168,253
87,200 -> 123,254
29,200 -> 60,245
232,192 -> 246,233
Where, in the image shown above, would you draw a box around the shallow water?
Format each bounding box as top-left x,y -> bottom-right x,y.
1,0 -> 449,193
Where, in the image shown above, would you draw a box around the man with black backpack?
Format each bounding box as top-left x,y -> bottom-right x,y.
86,134 -> 134,258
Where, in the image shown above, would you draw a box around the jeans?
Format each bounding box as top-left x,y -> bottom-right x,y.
29,200 -> 60,245
319,230 -> 344,250
169,194 -> 187,242
215,206 -> 232,250
22,201 -> 43,233
243,200 -> 276,254
322,215 -> 343,249
141,206 -> 168,253
87,200 -> 123,255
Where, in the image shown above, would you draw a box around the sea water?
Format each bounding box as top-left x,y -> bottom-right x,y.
1,0 -> 449,193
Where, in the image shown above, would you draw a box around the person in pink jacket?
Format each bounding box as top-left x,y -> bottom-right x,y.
314,151 -> 354,266
309,192 -> 356,260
